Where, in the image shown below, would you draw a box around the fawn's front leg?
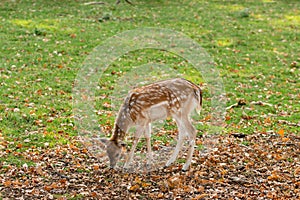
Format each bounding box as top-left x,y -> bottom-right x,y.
124,126 -> 143,169
165,119 -> 186,167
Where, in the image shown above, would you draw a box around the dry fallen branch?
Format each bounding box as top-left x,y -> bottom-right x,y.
116,0 -> 133,5
226,99 -> 247,110
227,100 -> 274,110
249,101 -> 273,107
231,133 -> 247,138
278,120 -> 300,127
275,142 -> 299,147
83,1 -> 105,5
84,0 -> 133,6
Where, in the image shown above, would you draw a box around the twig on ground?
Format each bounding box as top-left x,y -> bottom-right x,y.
116,0 -> 133,5
278,120 -> 300,127
249,101 -> 273,107
83,1 -> 105,5
226,99 -> 247,110
275,142 -> 298,147
231,133 -> 247,138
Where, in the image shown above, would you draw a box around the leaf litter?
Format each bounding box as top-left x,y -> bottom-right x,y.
0,132 -> 299,199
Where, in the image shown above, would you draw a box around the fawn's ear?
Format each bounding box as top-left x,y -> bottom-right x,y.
119,141 -> 126,148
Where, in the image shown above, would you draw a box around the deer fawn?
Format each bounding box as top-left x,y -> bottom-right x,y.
100,78 -> 202,171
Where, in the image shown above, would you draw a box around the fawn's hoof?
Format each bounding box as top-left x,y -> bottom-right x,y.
182,164 -> 190,172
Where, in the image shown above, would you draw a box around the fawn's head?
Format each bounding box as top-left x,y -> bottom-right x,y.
100,138 -> 125,169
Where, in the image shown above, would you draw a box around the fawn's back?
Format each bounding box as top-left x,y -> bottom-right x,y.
121,78 -> 202,124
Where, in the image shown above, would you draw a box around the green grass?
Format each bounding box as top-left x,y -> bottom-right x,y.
0,0 -> 299,167
0,153 -> 35,168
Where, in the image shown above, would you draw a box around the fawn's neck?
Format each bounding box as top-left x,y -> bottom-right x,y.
110,105 -> 132,142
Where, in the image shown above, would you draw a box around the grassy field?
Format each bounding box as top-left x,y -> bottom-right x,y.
0,0 -> 299,199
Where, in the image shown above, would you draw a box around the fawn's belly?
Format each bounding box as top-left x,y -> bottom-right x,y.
148,101 -> 169,121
